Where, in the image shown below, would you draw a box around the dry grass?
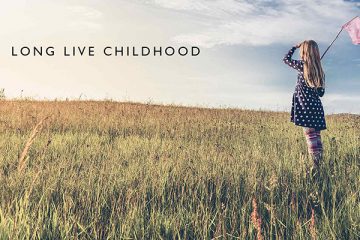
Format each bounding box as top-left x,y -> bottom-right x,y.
251,198 -> 263,240
17,116 -> 50,173
0,100 -> 359,239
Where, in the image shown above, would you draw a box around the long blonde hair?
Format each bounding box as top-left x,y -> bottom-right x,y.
299,40 -> 325,88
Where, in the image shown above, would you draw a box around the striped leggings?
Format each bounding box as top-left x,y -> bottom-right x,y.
303,127 -> 323,154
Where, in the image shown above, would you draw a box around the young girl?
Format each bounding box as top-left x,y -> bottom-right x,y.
283,40 -> 326,170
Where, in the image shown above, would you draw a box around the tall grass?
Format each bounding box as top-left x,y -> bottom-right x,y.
0,100 -> 358,239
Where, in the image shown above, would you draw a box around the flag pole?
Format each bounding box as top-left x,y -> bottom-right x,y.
320,27 -> 344,60
321,16 -> 359,60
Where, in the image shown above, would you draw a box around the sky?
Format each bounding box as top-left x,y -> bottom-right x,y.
0,0 -> 359,113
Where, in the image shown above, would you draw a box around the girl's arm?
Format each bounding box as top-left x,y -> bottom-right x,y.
316,87 -> 325,97
283,46 -> 303,72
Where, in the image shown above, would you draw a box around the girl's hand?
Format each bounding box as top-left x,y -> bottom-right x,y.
295,42 -> 302,48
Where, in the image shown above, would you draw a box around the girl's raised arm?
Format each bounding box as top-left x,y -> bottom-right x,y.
283,46 -> 303,72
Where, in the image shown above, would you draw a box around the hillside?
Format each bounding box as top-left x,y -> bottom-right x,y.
0,100 -> 359,239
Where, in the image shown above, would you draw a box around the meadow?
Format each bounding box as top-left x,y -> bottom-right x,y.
0,100 -> 358,239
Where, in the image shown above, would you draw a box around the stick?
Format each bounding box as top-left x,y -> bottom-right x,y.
321,16 -> 359,60
320,27 -> 343,60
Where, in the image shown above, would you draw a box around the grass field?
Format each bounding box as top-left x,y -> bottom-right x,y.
0,100 -> 358,239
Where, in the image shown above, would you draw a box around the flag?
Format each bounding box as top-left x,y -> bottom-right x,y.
343,16 -> 360,45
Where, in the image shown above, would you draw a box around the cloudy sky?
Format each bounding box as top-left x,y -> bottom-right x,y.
0,0 -> 359,113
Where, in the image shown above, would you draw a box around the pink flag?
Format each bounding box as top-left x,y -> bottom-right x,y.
343,16 -> 360,45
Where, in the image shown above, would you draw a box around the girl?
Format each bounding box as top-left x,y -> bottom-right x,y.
283,40 -> 326,170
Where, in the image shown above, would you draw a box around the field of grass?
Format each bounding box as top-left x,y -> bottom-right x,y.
0,100 -> 359,239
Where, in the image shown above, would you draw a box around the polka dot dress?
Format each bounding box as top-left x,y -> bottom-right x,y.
283,46 -> 326,131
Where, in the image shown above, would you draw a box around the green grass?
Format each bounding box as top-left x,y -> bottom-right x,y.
0,100 -> 359,239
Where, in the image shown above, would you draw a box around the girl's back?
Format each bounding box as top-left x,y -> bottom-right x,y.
283,40 -> 326,173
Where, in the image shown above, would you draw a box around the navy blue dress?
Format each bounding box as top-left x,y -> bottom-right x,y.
283,46 -> 326,131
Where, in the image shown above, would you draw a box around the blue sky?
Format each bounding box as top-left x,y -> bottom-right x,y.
0,0 -> 359,113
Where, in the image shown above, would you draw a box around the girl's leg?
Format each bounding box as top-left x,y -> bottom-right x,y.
314,130 -> 323,166
316,130 -> 322,152
303,127 -> 322,167
303,127 -> 318,154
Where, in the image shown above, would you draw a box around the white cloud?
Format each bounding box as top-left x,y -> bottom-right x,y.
323,93 -> 360,113
141,0 -> 359,47
67,5 -> 103,30
326,93 -> 360,101
67,6 -> 103,19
